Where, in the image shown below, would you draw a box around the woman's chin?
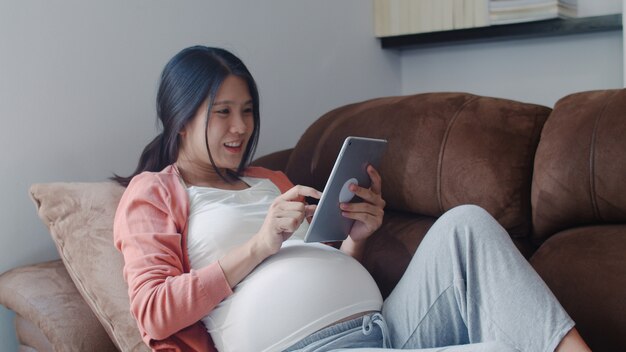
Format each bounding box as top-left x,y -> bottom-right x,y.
215,160 -> 243,171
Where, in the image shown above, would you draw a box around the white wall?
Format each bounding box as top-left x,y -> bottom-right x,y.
0,1 -> 400,348
400,31 -> 624,106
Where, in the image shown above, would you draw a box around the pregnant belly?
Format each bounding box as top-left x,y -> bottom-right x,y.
203,240 -> 383,352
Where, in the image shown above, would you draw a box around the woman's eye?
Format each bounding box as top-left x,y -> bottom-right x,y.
216,108 -> 229,115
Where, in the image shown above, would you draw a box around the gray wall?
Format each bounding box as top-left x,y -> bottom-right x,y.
400,31 -> 624,106
0,1 -> 400,347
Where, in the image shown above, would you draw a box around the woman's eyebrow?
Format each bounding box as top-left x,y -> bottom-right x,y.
213,99 -> 253,106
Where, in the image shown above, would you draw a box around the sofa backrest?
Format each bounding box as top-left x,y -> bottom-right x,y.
532,89 -> 626,243
285,92 -> 551,241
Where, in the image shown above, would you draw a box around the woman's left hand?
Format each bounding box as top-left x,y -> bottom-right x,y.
340,165 -> 385,244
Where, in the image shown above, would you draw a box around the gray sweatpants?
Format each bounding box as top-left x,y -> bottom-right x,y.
286,205 -> 574,352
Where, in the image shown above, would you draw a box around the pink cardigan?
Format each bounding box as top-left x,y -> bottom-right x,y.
113,165 -> 295,351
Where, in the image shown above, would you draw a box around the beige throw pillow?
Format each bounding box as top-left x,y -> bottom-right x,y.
30,182 -> 149,352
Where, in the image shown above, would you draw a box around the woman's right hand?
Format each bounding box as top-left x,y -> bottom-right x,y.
221,185 -> 321,289
255,185 -> 321,256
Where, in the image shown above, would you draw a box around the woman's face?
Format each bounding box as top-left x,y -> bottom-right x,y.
179,75 -> 254,170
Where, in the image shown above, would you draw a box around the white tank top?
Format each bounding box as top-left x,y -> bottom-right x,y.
186,177 -> 383,352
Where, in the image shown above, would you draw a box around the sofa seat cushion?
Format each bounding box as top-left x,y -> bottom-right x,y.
362,210 -> 436,298
29,182 -> 149,352
530,225 -> 626,351
0,260 -> 117,351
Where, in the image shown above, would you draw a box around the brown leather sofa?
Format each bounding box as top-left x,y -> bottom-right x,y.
1,90 -> 624,351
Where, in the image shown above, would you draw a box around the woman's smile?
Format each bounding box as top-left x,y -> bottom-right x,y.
223,140 -> 244,153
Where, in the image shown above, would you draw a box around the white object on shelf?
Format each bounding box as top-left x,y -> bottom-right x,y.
489,1 -> 559,25
559,0 -> 622,18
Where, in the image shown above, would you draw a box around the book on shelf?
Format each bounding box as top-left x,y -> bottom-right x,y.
558,0 -> 622,18
489,0 -> 558,25
374,0 -> 489,37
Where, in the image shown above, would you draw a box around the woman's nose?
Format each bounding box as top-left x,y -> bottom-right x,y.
230,113 -> 247,134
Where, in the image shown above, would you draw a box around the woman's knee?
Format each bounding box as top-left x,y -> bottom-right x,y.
436,205 -> 496,232
442,204 -> 492,221
434,204 -> 508,244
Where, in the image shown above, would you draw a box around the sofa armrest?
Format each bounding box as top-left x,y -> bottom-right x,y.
0,260 -> 117,351
251,148 -> 293,172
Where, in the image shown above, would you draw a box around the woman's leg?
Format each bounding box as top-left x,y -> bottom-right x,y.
381,205 -> 575,351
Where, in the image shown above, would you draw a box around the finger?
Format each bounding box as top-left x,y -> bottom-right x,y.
341,211 -> 379,232
367,165 -> 383,195
340,202 -> 383,217
280,185 -> 322,201
276,209 -> 305,218
275,201 -> 306,213
349,184 -> 385,208
304,204 -> 317,218
274,209 -> 307,227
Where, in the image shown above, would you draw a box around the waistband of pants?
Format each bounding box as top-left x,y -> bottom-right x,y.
283,312 -> 391,351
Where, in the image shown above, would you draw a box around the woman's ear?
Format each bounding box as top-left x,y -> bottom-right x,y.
179,124 -> 189,137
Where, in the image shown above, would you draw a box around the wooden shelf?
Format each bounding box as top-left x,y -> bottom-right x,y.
380,14 -> 622,49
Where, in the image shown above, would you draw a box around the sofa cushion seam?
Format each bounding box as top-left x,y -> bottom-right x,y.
589,90 -> 617,222
437,96 -> 479,214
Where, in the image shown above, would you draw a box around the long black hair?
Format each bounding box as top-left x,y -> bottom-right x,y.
113,46 -> 260,186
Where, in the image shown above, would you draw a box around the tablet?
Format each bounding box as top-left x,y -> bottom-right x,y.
303,136 -> 388,243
